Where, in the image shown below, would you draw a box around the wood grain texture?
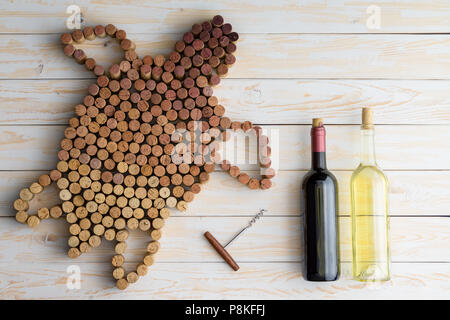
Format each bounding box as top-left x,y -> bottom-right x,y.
0,125 -> 448,171
1,0 -> 450,34
2,79 -> 450,125
0,262 -> 449,300
1,34 -> 450,79
0,216 -> 448,264
0,0 -> 449,300
1,170 -> 450,217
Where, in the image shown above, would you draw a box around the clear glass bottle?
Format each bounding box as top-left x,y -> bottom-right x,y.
350,108 -> 390,281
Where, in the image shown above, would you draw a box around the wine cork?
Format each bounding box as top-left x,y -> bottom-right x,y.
50,206 -> 63,219
137,264 -> 148,276
116,278 -> 129,290
93,224 -> 105,236
68,236 -> 80,248
150,229 -> 162,240
127,218 -> 139,230
115,241 -> 127,254
37,207 -> 50,220
222,23 -> 232,35
16,211 -> 29,224
38,174 -> 52,187
238,173 -> 250,185
83,27 -> 95,40
127,272 -> 139,283
183,191 -> 195,203
109,64 -> 121,80
105,24 -> 117,37
73,49 -> 87,64
63,44 -> 75,56
248,178 -> 260,190
68,247 -> 81,258
27,215 -> 40,227
14,198 -> 29,211
191,183 -> 202,194
72,29 -> 85,43
116,230 -> 129,242
152,218 -> 164,229
61,33 -> 73,45
229,166 -> 240,178
362,107 -> 374,129
261,179 -> 272,190
79,242 -> 91,253
112,254 -> 125,267
78,230 -> 91,241
176,200 -> 188,212
89,235 -> 101,247
263,167 -> 276,179
143,254 -> 154,266
159,208 -> 170,219
104,228 -> 116,241
312,118 -> 323,128
66,212 -> 78,224
113,267 -> 125,280
30,182 -> 44,194
94,25 -> 106,38
139,218 -> 151,231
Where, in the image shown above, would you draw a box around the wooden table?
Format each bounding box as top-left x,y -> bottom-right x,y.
0,0 -> 449,299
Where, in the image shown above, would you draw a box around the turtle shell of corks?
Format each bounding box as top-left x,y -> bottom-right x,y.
13,15 -> 275,290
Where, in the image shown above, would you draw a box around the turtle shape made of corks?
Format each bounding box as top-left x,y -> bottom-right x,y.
13,16 -> 275,290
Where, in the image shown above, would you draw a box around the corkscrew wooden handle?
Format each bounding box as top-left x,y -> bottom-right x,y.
204,231 -> 240,271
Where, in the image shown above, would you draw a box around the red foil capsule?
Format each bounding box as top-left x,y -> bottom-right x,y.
311,122 -> 326,153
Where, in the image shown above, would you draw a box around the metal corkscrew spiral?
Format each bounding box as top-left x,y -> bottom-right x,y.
224,209 -> 266,248
247,209 -> 266,228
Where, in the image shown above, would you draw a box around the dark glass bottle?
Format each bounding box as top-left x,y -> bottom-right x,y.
302,118 -> 339,281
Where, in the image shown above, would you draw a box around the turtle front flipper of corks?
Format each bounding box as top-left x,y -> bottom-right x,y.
13,16 -> 276,290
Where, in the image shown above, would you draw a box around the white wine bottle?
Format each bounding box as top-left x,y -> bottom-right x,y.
350,108 -> 390,281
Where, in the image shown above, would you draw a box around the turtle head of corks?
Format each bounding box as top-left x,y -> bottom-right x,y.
14,15 -> 275,290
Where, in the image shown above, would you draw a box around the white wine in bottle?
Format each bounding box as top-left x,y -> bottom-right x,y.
350,108 -> 390,281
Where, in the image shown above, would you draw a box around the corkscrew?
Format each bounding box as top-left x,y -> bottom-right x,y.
204,209 -> 266,271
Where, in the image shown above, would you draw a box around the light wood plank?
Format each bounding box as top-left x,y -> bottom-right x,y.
0,262 -> 449,299
1,0 -> 450,34
2,170 -> 450,217
1,34 -> 450,79
2,79 -> 450,125
0,216 -> 448,264
0,125 -> 448,171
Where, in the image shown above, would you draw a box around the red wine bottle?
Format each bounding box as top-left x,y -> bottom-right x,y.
302,118 -> 339,281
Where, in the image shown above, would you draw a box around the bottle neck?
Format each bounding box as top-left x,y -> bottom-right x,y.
311,126 -> 327,170
312,152 -> 327,169
360,127 -> 377,165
